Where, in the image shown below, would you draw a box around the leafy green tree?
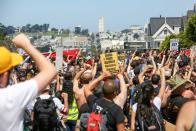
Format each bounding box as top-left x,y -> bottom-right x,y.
185,13 -> 196,42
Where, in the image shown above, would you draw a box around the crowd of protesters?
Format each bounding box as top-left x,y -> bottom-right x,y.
0,33 -> 196,131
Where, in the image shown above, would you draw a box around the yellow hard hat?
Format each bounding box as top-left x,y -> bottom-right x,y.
0,47 -> 23,74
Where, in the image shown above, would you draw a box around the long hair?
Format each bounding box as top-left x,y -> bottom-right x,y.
137,83 -> 154,119
62,72 -> 74,106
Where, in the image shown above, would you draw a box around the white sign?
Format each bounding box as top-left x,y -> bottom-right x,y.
191,46 -> 196,51
56,47 -> 63,71
170,39 -> 179,51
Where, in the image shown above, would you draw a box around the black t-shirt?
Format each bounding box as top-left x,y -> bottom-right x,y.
87,95 -> 125,131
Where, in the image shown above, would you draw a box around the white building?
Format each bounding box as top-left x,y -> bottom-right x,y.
147,17 -> 182,49
60,36 -> 90,51
100,39 -> 124,50
99,16 -> 105,33
124,25 -> 148,50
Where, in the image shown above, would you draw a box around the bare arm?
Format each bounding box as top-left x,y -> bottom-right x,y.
114,74 -> 127,108
56,74 -> 60,91
73,68 -> 86,93
131,111 -> 136,130
61,92 -> 69,114
159,55 -> 166,68
92,63 -> 97,79
127,51 -> 136,74
12,34 -> 57,92
176,101 -> 195,131
138,64 -> 148,84
151,56 -> 157,74
84,71 -> 111,98
157,68 -> 166,100
116,121 -> 125,131
161,88 -> 171,108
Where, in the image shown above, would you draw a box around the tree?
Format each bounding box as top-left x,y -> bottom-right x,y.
90,33 -> 95,42
81,29 -> 89,36
51,28 -> 58,32
42,24 -> 49,32
5,26 -> 15,34
121,29 -> 131,33
64,29 -> 70,34
185,13 -> 196,42
31,24 -> 40,32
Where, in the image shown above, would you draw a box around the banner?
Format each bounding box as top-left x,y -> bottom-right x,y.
180,48 -> 191,56
42,49 -> 79,60
100,52 -> 119,73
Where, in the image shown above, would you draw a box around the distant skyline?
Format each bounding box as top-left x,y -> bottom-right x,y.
0,0 -> 195,32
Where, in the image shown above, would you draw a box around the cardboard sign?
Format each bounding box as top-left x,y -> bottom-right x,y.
55,47 -> 63,71
100,52 -> 119,73
170,39 -> 179,51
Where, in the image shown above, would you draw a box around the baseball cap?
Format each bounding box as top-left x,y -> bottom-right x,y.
0,47 -> 23,74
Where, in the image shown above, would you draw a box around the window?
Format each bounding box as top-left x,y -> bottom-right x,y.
164,29 -> 167,35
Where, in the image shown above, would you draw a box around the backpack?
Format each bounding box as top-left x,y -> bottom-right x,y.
135,104 -> 165,131
80,103 -> 112,131
33,96 -> 58,131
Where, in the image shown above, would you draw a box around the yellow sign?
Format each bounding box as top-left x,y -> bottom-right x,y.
100,52 -> 119,73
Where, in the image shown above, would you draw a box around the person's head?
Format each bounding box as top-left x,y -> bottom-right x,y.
80,70 -> 92,84
64,71 -> 73,80
141,83 -> 154,107
151,74 -> 160,85
132,76 -> 139,86
0,47 -> 23,87
75,65 -> 80,73
102,79 -> 118,100
134,66 -> 141,75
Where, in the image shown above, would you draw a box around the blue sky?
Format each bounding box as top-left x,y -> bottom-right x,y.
0,0 -> 195,32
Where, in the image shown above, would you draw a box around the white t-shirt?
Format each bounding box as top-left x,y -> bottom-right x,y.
132,96 -> 161,113
0,79 -> 38,131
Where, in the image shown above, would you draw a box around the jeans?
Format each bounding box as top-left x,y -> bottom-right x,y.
65,120 -> 77,131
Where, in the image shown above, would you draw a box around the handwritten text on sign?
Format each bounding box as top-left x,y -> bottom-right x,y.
100,52 -> 119,73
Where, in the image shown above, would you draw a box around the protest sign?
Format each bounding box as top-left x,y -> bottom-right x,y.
192,45 -> 196,50
56,46 -> 63,71
170,39 -> 179,51
100,52 -> 119,73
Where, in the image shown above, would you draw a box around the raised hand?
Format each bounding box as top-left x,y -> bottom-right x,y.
101,71 -> 112,78
12,33 -> 30,49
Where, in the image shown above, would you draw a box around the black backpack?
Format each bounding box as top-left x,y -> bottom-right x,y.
33,96 -> 58,131
135,104 -> 165,131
